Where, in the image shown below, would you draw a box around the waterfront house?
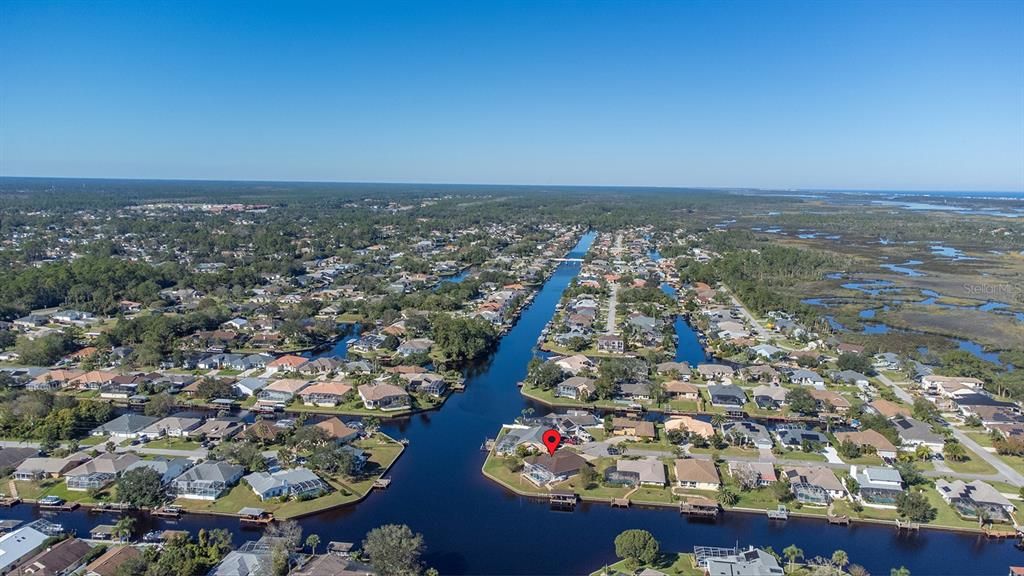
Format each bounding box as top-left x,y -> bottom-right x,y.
296,357 -> 345,377
0,448 -> 38,473
752,385 -> 787,410
65,453 -> 141,491
674,459 -> 721,491
555,376 -> 596,401
401,372 -> 448,397
722,421 -> 773,450
611,418 -> 656,439
27,369 -> 83,392
234,378 -> 269,397
788,369 -> 825,388
258,379 -> 310,405
70,371 -> 118,391
0,526 -> 48,575
16,537 -> 91,576
727,461 -> 778,487
665,416 -> 714,439
124,457 -> 194,485
245,421 -> 285,443
494,426 -> 547,456
781,466 -> 845,504
209,550 -> 269,576
522,451 -> 587,486
83,547 -> 140,576
397,338 -> 433,357
936,479 -> 1014,521
743,365 -> 781,384
707,384 -> 746,408
834,430 -> 898,460
298,381 -> 354,407
315,417 -> 360,443
702,546 -> 784,576
13,456 -> 89,481
171,461 -> 244,500
656,361 -> 691,380
851,465 -> 904,505
552,354 -> 595,375
266,354 -> 308,374
775,425 -> 829,448
617,381 -> 652,402
357,383 -> 411,411
614,458 -> 667,486
596,334 -> 625,353
190,418 -> 242,441
89,414 -> 160,439
664,380 -> 699,401
243,467 -> 328,501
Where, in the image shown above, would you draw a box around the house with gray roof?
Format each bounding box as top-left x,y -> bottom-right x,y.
851,465 -> 904,506
891,415 -> 945,451
243,467 -> 327,501
124,457 -> 194,485
171,461 -> 244,500
208,550 -> 268,576
0,526 -> 48,574
90,414 -> 160,438
936,479 -> 1014,521
722,421 -> 773,450
703,546 -> 784,576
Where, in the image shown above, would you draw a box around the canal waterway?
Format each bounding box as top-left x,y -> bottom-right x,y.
3,231 -> 1020,574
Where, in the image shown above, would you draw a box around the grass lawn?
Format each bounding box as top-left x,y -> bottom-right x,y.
176,433 -> 403,518
689,446 -> 759,458
841,454 -> 884,466
13,478 -> 117,504
777,450 -> 827,462
591,553 -> 702,576
144,437 -> 202,450
944,453 -> 997,475
80,435 -> 108,446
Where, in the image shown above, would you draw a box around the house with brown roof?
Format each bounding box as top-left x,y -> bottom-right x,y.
808,389 -> 851,413
315,417 -> 360,443
298,381 -> 354,407
674,459 -> 721,491
357,383 -> 410,411
266,354 -> 308,374
611,418 -> 656,439
84,546 -> 141,576
522,451 -> 588,486
664,416 -> 714,438
869,399 -> 911,419
17,538 -> 92,576
835,430 -> 899,460
665,380 -> 699,401
27,369 -> 84,392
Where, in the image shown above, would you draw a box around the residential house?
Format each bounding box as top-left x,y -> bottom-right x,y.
808,389 -> 851,413
674,459 -> 721,491
834,430 -> 899,460
16,537 -> 91,576
83,547 -> 140,576
401,372 -> 447,397
743,365 -> 781,384
65,453 -> 141,491
722,421 -> 773,450
123,457 -> 193,485
707,384 -> 746,408
833,370 -> 871,388
357,383 -> 411,411
296,357 -> 344,377
140,416 -> 202,438
665,380 -> 699,401
27,370 -> 83,392
243,467 -> 328,501
171,461 -> 244,500
936,479 -> 1015,521
727,461 -> 778,487
781,466 -> 845,504
851,465 -> 904,506
614,458 -> 667,486
298,381 -> 354,407
257,379 -> 310,405
12,456 -> 89,481
555,376 -> 596,401
89,414 -> 160,439
697,364 -> 734,382
396,338 -> 433,357
665,416 -> 714,439
315,417 -> 360,443
610,418 -> 656,439
494,426 -> 547,456
552,354 -> 595,375
596,334 -> 624,353
775,425 -> 829,449
266,355 -> 308,374
208,550 -> 268,576
234,378 -> 269,397
0,526 -> 48,575
522,451 -> 588,486
752,385 -> 787,410
703,546 -> 784,576
891,415 -> 945,452
656,361 -> 691,380
191,418 -> 242,441
788,369 -> 825,388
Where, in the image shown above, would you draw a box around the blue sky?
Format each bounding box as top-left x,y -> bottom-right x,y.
2,0 -> 1022,190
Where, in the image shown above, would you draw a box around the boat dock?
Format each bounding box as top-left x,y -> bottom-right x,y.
373,478 -> 392,489
895,519 -> 920,531
238,507 -> 274,526
679,496 -> 720,519
766,505 -> 789,520
549,490 -> 577,510
153,505 -> 184,518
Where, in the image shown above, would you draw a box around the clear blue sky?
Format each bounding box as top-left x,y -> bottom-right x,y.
2,0 -> 1022,191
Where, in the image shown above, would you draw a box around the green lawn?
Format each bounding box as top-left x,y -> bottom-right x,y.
144,437 -> 202,450
79,435 -> 108,446
591,553 -> 702,576
944,453 -> 997,475
689,446 -> 760,458
777,450 -> 827,462
13,478 -> 117,504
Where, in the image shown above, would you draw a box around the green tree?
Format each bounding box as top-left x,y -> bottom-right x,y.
783,545 -> 804,573
117,467 -> 164,508
113,516 -> 135,542
942,440 -> 968,462
717,486 -> 739,506
362,524 -> 425,576
305,534 -> 321,556
896,491 -> 937,523
831,550 -> 849,574
613,529 -> 659,569
786,387 -> 818,416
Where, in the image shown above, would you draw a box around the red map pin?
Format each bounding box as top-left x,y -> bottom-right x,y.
542,429 -> 562,456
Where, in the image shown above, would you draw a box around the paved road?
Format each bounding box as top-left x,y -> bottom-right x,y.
0,439 -> 207,459
603,233 -> 623,334
723,289 -> 773,341
874,372 -> 1024,487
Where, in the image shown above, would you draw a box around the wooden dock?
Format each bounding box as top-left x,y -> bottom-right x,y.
153,505 -> 184,518
610,497 -> 630,508
373,478 -> 392,489
679,496 -> 720,519
90,502 -> 133,514
983,526 -> 1017,539
766,505 -> 789,520
827,514 -> 850,526
39,501 -> 78,512
0,497 -> 21,507
238,507 -> 274,526
895,519 -> 920,531
549,490 -> 577,510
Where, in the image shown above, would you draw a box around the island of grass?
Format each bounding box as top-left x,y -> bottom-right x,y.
590,552 -> 702,576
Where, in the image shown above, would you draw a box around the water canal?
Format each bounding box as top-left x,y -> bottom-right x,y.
3,231 -> 1019,574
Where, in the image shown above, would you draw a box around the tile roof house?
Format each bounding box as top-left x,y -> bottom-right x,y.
674,459 -> 721,491
615,458 -> 667,486
140,416 -> 203,438
12,456 -> 89,481
781,466 -> 845,504
314,417 -> 360,443
298,381 -> 355,407
936,479 -> 1015,521
266,354 -> 308,374
257,379 -> 310,404
357,383 -> 410,411
835,430 -> 899,460
665,416 -> 714,438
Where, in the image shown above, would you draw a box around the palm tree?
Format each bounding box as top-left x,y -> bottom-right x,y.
305,534 -> 320,556
783,545 -> 804,574
113,516 -> 135,542
717,487 -> 739,507
831,550 -> 849,575
943,440 -> 967,462
710,413 -> 726,429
